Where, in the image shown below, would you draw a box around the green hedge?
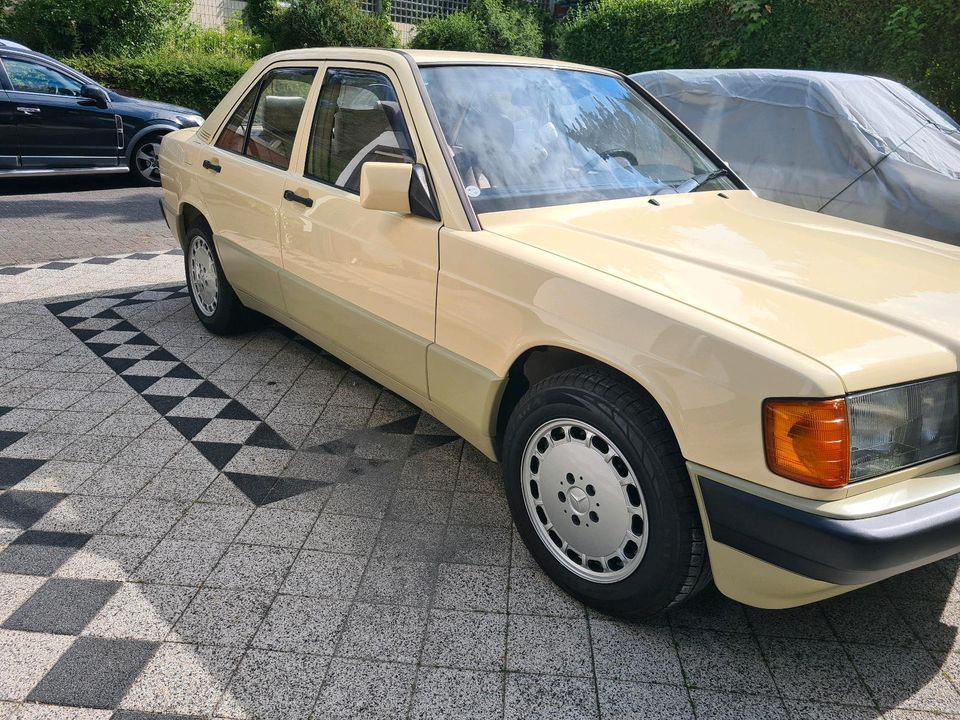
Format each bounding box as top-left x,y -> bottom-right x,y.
8,0 -> 191,56
412,0 -> 545,57
268,0 -> 398,50
66,53 -> 252,116
557,0 -> 960,118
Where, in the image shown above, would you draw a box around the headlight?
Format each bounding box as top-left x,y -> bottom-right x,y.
848,375 -> 959,482
179,114 -> 204,127
764,375 -> 959,488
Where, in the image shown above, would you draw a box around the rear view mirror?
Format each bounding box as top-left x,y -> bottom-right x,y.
80,84 -> 109,109
359,162 -> 440,220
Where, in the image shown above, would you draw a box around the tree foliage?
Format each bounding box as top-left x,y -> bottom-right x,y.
268,0 -> 398,50
412,0 -> 545,57
8,0 -> 191,56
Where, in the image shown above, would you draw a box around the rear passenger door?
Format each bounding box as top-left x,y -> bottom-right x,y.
198,65 -> 317,311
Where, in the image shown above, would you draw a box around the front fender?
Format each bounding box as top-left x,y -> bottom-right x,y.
433,226 -> 847,501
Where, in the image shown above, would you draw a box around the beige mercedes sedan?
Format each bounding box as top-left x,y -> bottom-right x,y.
159,48 -> 960,617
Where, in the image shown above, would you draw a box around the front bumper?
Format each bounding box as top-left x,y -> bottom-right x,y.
699,472 -> 960,586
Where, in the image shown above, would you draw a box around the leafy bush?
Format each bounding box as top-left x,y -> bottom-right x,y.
8,0 -> 191,56
66,53 -> 251,116
411,0 -> 544,56
0,1 -> 11,37
411,11 -> 487,52
268,0 -> 398,50
556,0 -> 960,118
172,20 -> 268,59
242,0 -> 282,37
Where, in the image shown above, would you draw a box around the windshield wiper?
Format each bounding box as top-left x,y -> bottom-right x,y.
673,168 -> 733,194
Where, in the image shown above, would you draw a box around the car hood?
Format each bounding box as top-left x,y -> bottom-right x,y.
480,190 -> 960,392
110,94 -> 201,119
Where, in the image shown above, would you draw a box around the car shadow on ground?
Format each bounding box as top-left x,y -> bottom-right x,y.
0,174 -> 165,230
668,557 -> 960,713
0,173 -> 145,197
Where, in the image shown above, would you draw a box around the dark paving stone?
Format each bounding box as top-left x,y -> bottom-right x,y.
0,490 -> 66,529
0,529 -> 90,575
0,457 -> 46,490
27,636 -> 159,709
217,400 -> 259,421
0,431 -> 27,452
3,577 -> 121,634
194,441 -> 242,470
190,381 -> 230,399
245,423 -> 292,450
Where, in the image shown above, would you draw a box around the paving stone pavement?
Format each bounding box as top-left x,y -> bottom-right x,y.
0,176 -> 177,266
2,254 -> 960,719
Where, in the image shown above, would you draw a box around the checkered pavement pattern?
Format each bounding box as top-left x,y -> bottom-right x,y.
0,250 -> 182,278
3,253 -> 960,720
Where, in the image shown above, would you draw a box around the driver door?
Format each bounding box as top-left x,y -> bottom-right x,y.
279,64 -> 442,397
0,55 -> 118,168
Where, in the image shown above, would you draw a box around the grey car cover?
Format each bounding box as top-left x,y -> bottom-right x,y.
633,68 -> 960,245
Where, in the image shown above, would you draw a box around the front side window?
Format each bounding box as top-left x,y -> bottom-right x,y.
420,65 -> 734,212
215,66 -> 316,170
305,69 -> 414,193
3,58 -> 82,96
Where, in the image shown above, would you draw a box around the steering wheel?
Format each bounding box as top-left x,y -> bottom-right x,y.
600,149 -> 639,166
581,149 -> 640,175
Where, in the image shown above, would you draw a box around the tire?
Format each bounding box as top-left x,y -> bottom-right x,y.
502,365 -> 711,618
184,220 -> 245,335
130,133 -> 164,186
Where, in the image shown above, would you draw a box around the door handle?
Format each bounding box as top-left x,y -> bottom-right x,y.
202,159 -> 221,173
283,189 -> 313,208
16,106 -> 41,115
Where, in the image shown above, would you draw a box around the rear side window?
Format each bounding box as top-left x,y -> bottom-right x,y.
305,68 -> 414,192
215,66 -> 316,170
216,89 -> 256,154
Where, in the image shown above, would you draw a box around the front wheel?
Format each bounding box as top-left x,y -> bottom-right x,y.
502,365 -> 710,617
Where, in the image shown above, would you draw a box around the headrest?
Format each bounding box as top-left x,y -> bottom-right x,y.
263,95 -> 305,134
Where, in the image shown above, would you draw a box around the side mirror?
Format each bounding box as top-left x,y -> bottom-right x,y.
359,162 -> 440,221
80,84 -> 109,109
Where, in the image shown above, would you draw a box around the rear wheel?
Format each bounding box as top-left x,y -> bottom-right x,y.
185,221 -> 245,335
503,365 -> 710,617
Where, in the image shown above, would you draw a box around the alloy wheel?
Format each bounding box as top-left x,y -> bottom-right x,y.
135,141 -> 161,183
521,418 -> 649,583
189,234 -> 219,317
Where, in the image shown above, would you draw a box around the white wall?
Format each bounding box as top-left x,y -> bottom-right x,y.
189,0 -> 247,28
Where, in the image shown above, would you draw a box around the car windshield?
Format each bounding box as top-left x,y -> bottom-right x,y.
420,65 -> 735,213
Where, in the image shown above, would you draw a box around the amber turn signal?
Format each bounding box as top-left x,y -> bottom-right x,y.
763,398 -> 849,488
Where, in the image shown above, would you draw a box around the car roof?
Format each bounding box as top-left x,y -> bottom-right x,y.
0,38 -> 31,50
632,68 -> 959,133
197,47 -> 621,146
263,47 -> 606,73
